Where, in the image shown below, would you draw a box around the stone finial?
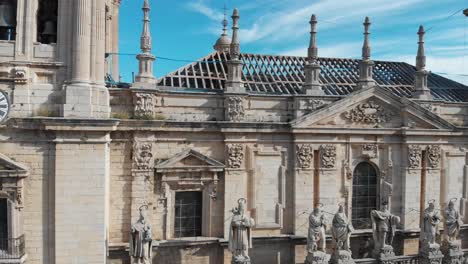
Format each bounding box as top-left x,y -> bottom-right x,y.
362,17 -> 371,60
413,25 -> 432,100
356,17 -> 375,90
303,14 -> 323,95
230,8 -> 240,60
225,8 -> 245,93
134,0 -> 156,86
140,0 -> 152,53
308,14 -> 318,63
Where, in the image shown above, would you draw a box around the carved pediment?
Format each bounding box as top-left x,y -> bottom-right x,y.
156,149 -> 225,173
291,86 -> 455,130
0,153 -> 28,177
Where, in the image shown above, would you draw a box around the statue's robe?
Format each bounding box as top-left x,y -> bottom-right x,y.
228,214 -> 254,257
130,221 -> 152,263
307,213 -> 326,252
444,208 -> 462,240
421,208 -> 440,244
332,212 -> 353,250
371,209 -> 399,249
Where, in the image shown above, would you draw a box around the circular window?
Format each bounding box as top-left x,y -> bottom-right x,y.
0,91 -> 10,123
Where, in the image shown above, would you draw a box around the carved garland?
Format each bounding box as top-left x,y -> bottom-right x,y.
227,144 -> 244,168
408,145 -> 422,169
296,144 -> 314,169
320,144 -> 337,168
343,100 -> 394,124
133,141 -> 154,170
134,93 -> 156,117
426,145 -> 441,168
226,96 -> 245,122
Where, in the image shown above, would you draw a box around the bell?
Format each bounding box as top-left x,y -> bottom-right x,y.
42,21 -> 56,36
0,3 -> 15,28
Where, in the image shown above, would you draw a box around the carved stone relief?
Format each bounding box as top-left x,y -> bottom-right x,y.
14,68 -> 27,84
408,145 -> 422,169
296,144 -> 314,169
133,141 -> 154,170
134,93 -> 156,117
362,144 -> 378,159
226,96 -> 245,122
420,103 -> 437,113
320,144 -> 337,168
426,145 -> 441,168
343,100 -> 394,125
227,144 -> 244,168
306,99 -> 327,113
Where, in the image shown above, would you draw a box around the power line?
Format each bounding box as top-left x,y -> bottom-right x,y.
426,7 -> 465,33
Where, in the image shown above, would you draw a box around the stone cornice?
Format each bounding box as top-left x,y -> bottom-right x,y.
6,118 -> 120,132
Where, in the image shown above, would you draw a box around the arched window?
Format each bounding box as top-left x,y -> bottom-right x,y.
352,162 -> 378,229
0,0 -> 17,41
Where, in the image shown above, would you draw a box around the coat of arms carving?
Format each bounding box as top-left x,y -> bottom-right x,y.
226,96 -> 245,122
408,145 -> 421,169
296,144 -> 314,169
320,144 -> 336,168
227,144 -> 244,168
343,100 -> 394,125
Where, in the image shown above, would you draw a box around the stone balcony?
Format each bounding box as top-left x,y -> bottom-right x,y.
0,235 -> 27,264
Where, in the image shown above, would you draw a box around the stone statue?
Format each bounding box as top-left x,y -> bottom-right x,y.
444,199 -> 463,242
307,205 -> 327,253
419,201 -> 444,264
421,200 -> 441,246
229,198 -> 255,264
370,200 -> 400,258
332,204 -> 354,252
129,205 -> 152,264
331,204 -> 355,264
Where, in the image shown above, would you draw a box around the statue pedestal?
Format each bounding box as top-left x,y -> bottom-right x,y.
373,246 -> 398,264
331,250 -> 355,264
419,243 -> 444,264
441,240 -> 464,264
232,255 -> 251,264
305,251 -> 331,264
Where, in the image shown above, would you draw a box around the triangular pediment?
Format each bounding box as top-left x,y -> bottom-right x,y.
0,152 -> 28,177
291,86 -> 455,130
156,149 -> 225,172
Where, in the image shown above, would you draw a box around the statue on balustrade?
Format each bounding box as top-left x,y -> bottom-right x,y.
331,204 -> 355,264
370,199 -> 400,259
307,204 -> 327,252
305,204 -> 330,264
229,198 -> 255,264
130,205 -> 153,264
444,198 -> 463,243
332,204 -> 354,252
421,200 -> 441,246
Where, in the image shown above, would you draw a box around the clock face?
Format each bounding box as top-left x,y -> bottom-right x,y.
0,91 -> 9,123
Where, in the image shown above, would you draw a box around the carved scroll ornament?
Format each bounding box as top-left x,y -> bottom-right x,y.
134,93 -> 155,117
320,144 -> 337,168
226,96 -> 245,122
343,100 -> 394,125
296,144 -> 313,169
133,142 -> 154,170
426,145 -> 441,168
408,145 -> 422,169
227,144 -> 244,168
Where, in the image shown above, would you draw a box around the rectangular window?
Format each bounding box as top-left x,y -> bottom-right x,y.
37,0 -> 57,44
174,192 -> 202,238
0,0 -> 17,41
0,198 -> 7,252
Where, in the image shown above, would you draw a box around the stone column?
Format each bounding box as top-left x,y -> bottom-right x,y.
70,0 -> 92,84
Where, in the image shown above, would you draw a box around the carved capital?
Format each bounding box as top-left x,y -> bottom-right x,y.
226,96 -> 245,122
343,100 -> 394,125
227,144 -> 244,168
320,144 -> 337,168
133,93 -> 156,117
296,144 -> 314,169
426,145 -> 441,168
408,145 -> 422,169
133,141 -> 154,170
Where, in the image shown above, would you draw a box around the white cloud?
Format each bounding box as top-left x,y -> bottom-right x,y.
187,1 -> 224,22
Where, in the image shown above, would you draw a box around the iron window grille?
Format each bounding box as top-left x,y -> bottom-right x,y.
174,192 -> 202,238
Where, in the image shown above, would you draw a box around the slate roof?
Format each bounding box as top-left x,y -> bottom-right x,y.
157,52 -> 468,102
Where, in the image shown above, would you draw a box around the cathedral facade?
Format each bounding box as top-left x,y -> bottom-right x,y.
0,1 -> 466,264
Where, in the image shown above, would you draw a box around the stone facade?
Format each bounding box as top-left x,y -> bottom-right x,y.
0,2 -> 467,264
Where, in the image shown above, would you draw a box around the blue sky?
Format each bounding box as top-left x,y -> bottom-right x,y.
117,0 -> 468,85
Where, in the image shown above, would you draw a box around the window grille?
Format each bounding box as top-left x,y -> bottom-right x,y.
352,162 -> 378,229
174,192 -> 202,238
